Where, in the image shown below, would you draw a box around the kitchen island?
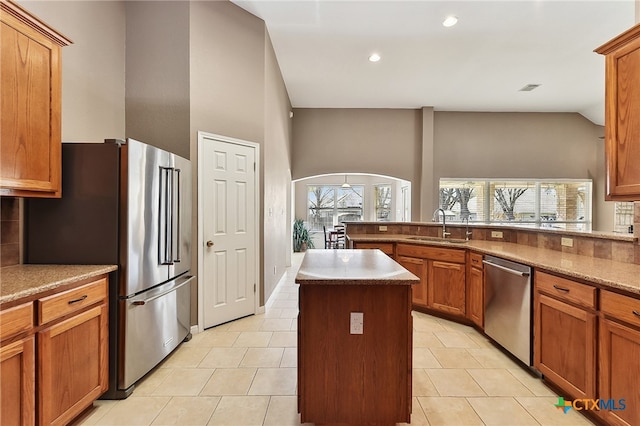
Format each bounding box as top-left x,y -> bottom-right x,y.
295,249 -> 419,425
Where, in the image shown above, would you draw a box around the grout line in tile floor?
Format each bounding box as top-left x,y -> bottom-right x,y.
75,253 -> 596,426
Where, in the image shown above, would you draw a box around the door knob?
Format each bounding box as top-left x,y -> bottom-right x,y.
206,240 -> 214,247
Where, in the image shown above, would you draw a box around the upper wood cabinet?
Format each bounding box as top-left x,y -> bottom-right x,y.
0,0 -> 71,198
595,23 -> 640,201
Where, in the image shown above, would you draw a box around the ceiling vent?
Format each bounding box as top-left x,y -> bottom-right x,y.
519,84 -> 541,92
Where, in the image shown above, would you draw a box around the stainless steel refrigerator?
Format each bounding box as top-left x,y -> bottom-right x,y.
25,138 -> 193,399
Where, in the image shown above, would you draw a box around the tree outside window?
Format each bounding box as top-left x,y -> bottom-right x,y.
439,179 -> 592,230
307,185 -> 363,231
374,184 -> 391,221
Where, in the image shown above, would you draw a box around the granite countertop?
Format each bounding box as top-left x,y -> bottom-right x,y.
348,234 -> 640,296
296,249 -> 419,286
0,264 -> 118,305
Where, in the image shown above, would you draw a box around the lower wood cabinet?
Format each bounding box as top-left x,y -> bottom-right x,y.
38,303 -> 108,426
397,255 -> 428,307
466,252 -> 484,328
599,290 -> 640,426
0,335 -> 35,425
428,260 -> 465,316
534,271 -> 597,401
298,284 -> 412,424
397,243 -> 466,318
0,275 -> 109,426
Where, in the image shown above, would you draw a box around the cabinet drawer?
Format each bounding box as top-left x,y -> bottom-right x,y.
0,302 -> 34,341
535,271 -> 596,309
37,277 -> 108,325
396,244 -> 465,263
469,252 -> 483,268
355,242 -> 394,256
601,290 -> 640,328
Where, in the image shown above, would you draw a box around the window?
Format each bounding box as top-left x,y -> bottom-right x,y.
614,202 -> 634,233
307,185 -> 364,231
374,184 -> 391,221
438,179 -> 592,230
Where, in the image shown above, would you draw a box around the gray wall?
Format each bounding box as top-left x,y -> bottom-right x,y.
189,1 -> 292,304
292,108 -> 423,219
17,1 -> 126,141
292,109 -> 615,231
16,1 -> 294,323
125,1 -> 190,158
263,32 -> 294,301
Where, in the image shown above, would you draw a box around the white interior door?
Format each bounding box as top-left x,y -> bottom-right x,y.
201,134 -> 257,329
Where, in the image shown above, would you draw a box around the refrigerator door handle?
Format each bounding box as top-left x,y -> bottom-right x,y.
159,167 -> 173,265
128,275 -> 194,306
173,168 -> 181,263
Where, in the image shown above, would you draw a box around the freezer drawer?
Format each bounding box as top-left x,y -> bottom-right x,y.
119,275 -> 193,390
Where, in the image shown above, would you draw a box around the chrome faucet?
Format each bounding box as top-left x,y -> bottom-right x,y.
432,208 -> 451,238
463,216 -> 473,241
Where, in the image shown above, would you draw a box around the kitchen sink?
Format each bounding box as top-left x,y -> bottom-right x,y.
406,236 -> 468,244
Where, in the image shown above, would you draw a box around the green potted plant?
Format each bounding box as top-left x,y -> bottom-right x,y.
293,219 -> 315,252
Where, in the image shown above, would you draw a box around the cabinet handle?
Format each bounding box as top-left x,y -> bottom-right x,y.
633,310 -> 640,317
68,295 -> 88,305
553,284 -> 570,292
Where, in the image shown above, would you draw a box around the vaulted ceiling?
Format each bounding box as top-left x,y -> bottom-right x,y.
232,0 -> 636,125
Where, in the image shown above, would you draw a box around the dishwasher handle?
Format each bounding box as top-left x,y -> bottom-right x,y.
483,260 -> 530,277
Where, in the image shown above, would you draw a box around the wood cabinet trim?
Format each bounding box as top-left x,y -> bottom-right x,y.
0,302 -> 33,342
595,22 -> 640,55
0,0 -> 72,46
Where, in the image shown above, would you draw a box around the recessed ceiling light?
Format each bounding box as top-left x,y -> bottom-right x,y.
442,16 -> 458,27
368,53 -> 381,62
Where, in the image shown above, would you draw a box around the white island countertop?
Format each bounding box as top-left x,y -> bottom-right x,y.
295,249 -> 419,286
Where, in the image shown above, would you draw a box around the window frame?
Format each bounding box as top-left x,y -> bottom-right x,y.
306,184 -> 364,231
438,178 -> 592,230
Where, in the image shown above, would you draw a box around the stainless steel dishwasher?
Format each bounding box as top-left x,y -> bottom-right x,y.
483,255 -> 532,366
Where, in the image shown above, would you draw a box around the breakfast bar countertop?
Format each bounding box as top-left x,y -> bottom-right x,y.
0,264 -> 118,305
348,233 -> 640,296
295,248 -> 419,286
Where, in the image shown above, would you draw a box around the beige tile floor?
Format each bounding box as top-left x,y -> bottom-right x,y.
76,253 -> 595,426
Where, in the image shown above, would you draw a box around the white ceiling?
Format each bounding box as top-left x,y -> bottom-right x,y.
231,0 -> 636,125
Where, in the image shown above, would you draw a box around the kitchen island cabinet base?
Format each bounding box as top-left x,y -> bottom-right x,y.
298,284 -> 412,425
296,250 -> 416,425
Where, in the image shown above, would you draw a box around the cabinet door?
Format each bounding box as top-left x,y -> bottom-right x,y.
467,266 -> 483,328
38,304 -> 108,426
428,260 -> 465,317
397,255 -> 427,307
596,23 -> 640,200
599,317 -> 640,426
0,336 -> 35,426
0,2 -> 70,198
534,293 -> 596,400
